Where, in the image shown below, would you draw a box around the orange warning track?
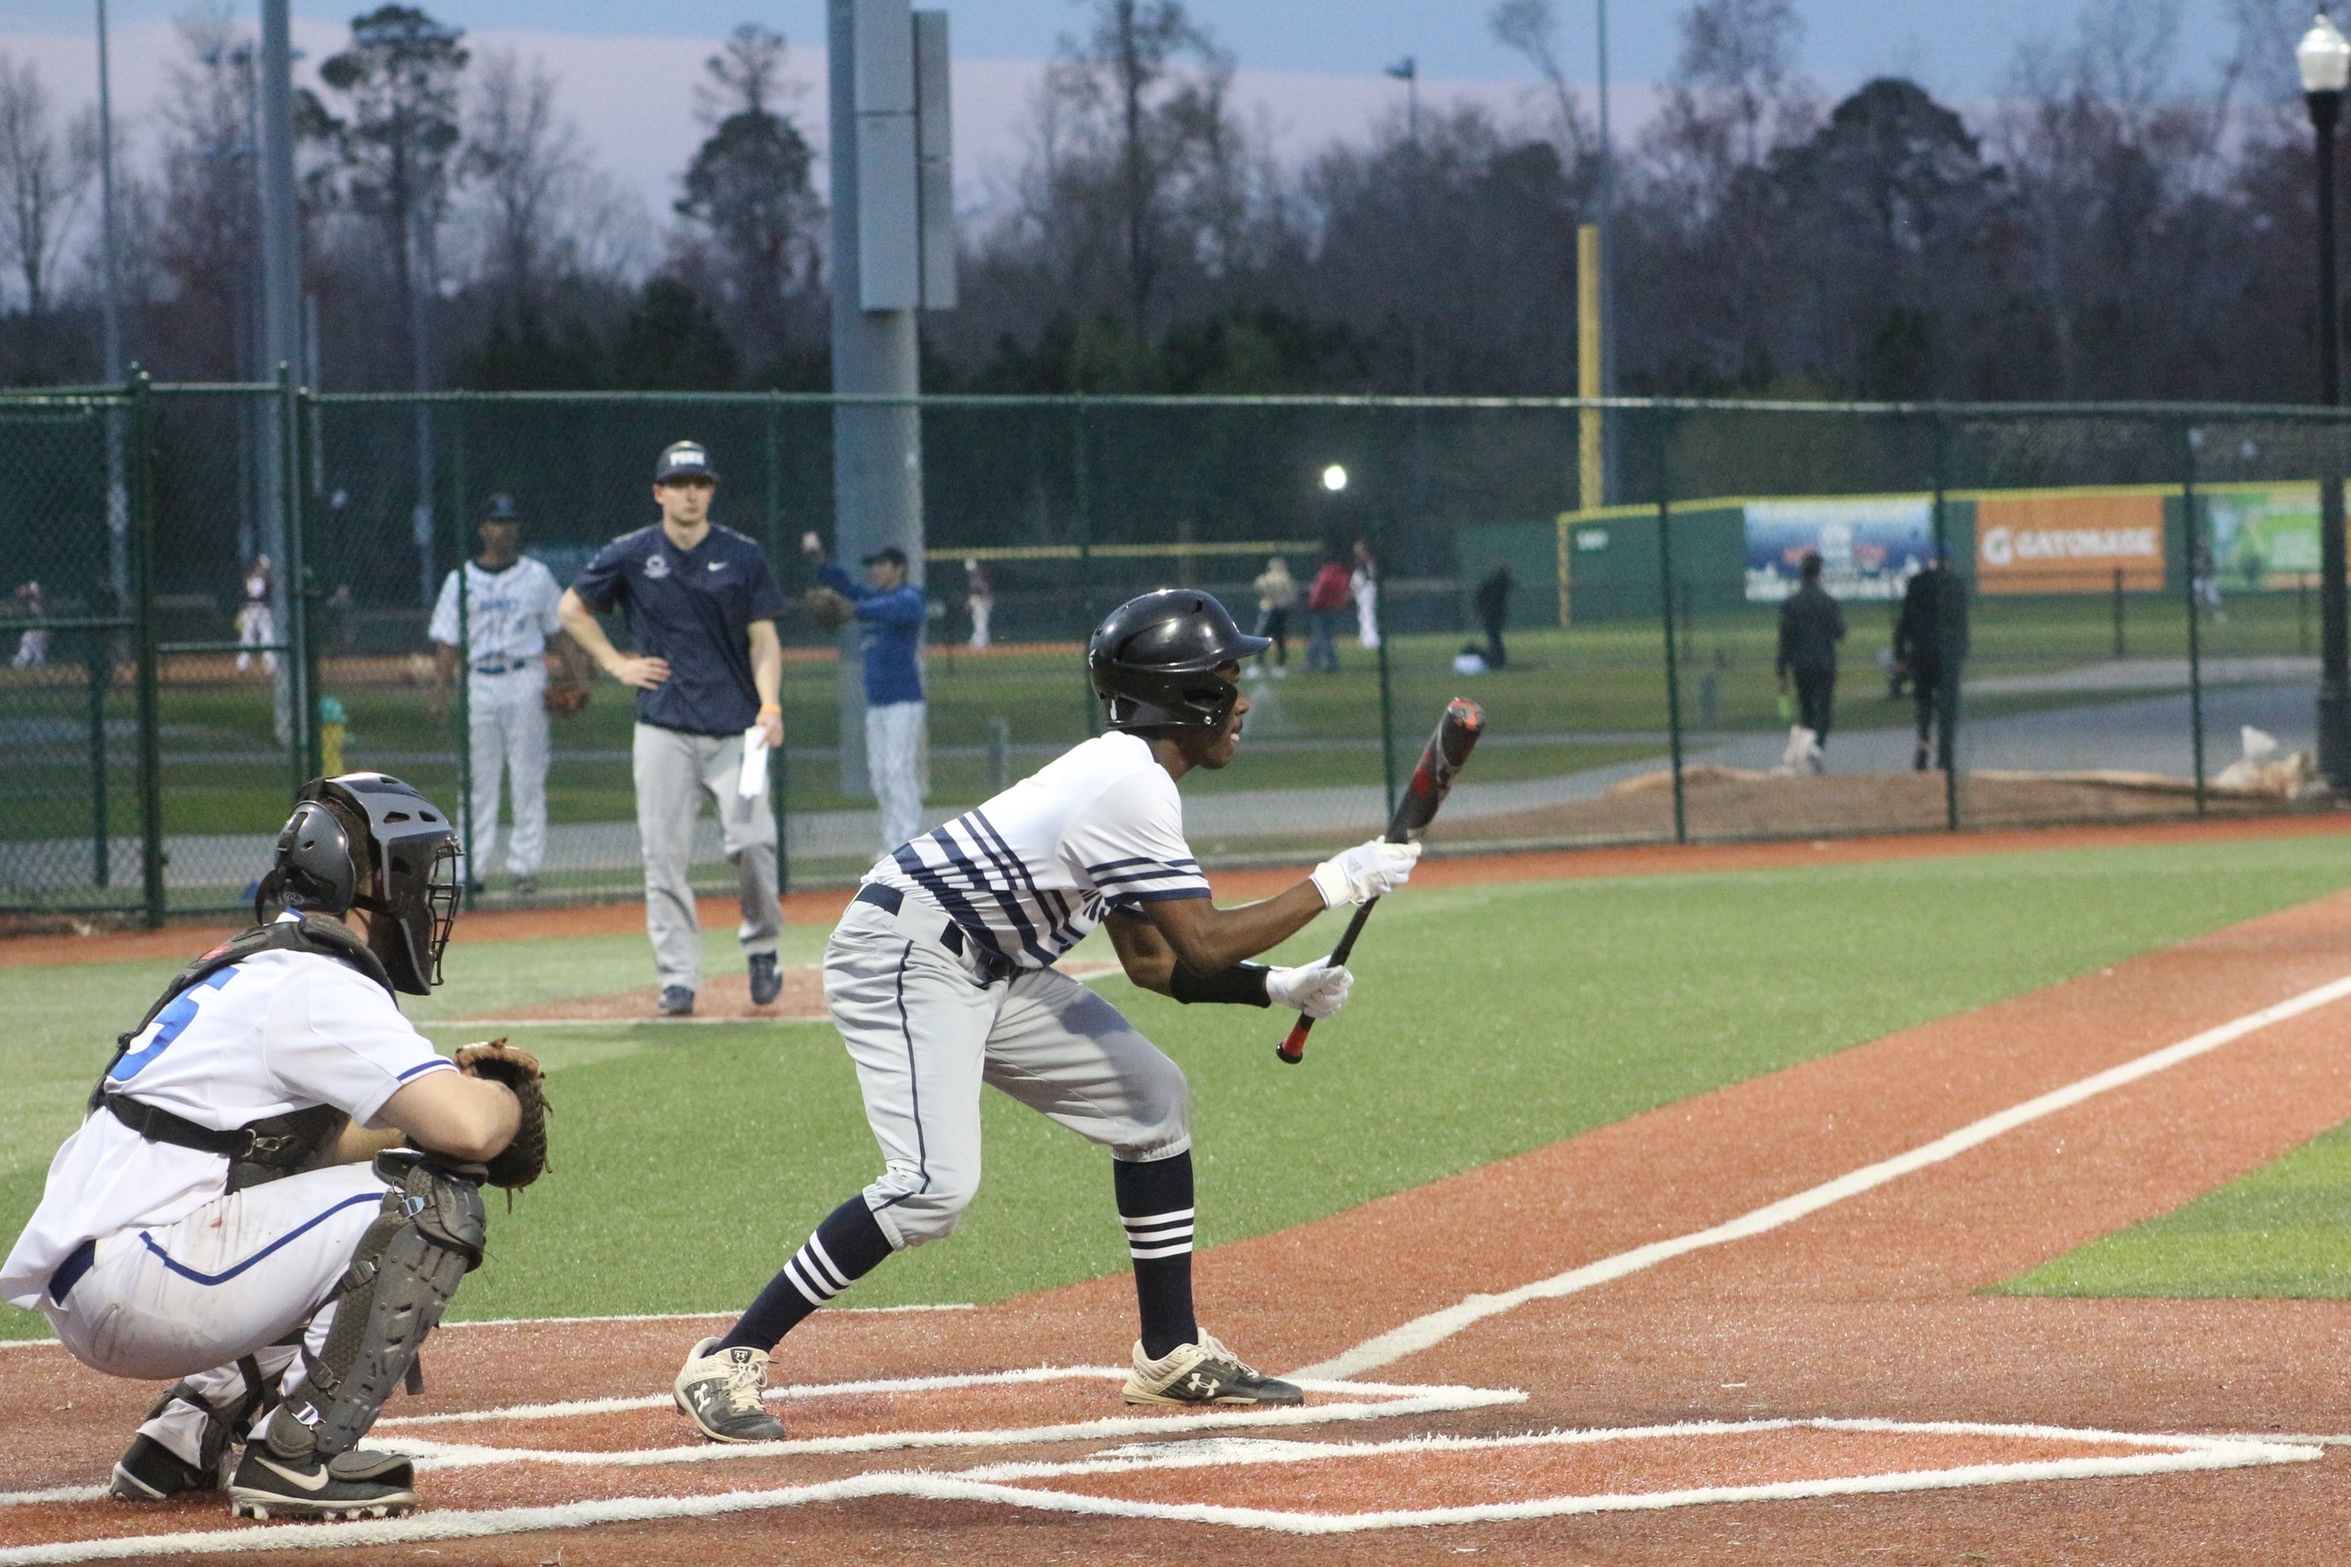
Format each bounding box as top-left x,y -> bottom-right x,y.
10,849 -> 2351,1562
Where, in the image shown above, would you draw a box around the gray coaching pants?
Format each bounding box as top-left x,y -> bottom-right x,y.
825,895 -> 1190,1250
633,722 -> 781,992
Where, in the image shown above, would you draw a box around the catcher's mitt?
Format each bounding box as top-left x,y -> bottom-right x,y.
804,587 -> 854,630
543,677 -> 590,718
455,1037 -> 550,1189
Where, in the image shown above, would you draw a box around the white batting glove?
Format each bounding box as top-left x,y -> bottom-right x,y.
1266,957 -> 1355,1018
1310,838 -> 1422,908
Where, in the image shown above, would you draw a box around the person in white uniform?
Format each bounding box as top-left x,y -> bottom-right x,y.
429,495 -> 581,894
671,589 -> 1421,1441
235,556 -> 275,674
0,774 -> 544,1522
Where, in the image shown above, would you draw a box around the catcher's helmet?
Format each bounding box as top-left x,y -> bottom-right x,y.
1087,589 -> 1270,731
256,773 -> 462,994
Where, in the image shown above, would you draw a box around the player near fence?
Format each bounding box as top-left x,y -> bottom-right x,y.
672,589 -> 1420,1440
1894,550 -> 1970,772
0,774 -> 549,1522
1776,551 -> 1845,773
804,534 -> 928,854
559,441 -> 788,1017
234,556 -> 275,674
429,495 -> 589,896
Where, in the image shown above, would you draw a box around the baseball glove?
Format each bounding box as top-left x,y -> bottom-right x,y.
804,587 -> 854,630
543,677 -> 590,718
455,1038 -> 551,1189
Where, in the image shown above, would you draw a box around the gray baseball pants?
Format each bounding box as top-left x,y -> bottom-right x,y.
633,722 -> 781,993
824,893 -> 1190,1249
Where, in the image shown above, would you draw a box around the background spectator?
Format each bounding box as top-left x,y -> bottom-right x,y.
964,558 -> 994,649
1251,556 -> 1297,678
1306,552 -> 1352,672
1473,562 -> 1512,670
1351,539 -> 1381,648
1775,551 -> 1846,774
808,538 -> 929,854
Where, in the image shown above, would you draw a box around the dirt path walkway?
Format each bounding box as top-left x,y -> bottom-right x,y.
11,881 -> 2351,1563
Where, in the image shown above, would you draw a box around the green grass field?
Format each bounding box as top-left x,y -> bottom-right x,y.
6,593 -> 2309,854
6,830 -> 2349,1340
1998,1117 -> 2351,1300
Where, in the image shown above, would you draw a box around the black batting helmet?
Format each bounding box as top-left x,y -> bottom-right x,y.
1087,589 -> 1270,731
256,773 -> 462,994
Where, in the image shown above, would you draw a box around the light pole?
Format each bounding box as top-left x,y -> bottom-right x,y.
2299,11 -> 2351,786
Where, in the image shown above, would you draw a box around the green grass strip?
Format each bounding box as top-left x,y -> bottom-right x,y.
1997,1117 -> 2351,1300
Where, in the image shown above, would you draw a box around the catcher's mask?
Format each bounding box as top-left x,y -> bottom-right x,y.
257,773 -> 461,995
1086,589 -> 1269,731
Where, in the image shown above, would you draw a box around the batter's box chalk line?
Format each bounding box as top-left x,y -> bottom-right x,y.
0,1417 -> 2317,1563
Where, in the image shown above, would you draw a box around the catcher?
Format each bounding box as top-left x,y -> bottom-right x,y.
0,774 -> 551,1522
428,494 -> 591,896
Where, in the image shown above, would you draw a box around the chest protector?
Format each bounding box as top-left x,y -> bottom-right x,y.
91,919 -> 398,1192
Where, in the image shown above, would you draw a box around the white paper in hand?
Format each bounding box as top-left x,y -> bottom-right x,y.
739,726 -> 770,798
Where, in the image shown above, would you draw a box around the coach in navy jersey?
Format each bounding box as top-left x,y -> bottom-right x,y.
672,589 -> 1422,1439
559,441 -> 788,1016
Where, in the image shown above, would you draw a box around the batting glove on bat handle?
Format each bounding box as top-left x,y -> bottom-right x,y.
1310,839 -> 1421,907
1267,957 -> 1354,1019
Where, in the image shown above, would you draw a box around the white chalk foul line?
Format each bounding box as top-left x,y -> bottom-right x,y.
1293,971 -> 2351,1382
0,1419 -> 2313,1562
377,1388 -> 1523,1472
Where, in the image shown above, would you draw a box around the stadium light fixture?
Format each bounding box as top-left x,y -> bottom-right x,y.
2300,11 -> 2351,786
1321,464 -> 1349,493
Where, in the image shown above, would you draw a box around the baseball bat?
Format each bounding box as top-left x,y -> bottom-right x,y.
1276,697 -> 1485,1065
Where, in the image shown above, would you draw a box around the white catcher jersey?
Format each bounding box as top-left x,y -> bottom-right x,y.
428,557 -> 564,666
0,919 -> 456,1307
866,731 -> 1210,971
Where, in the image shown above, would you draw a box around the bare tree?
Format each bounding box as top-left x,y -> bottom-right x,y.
0,54 -> 99,369
461,50 -> 583,318
1487,0 -> 1588,160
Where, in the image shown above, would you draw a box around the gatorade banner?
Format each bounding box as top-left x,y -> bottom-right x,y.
1742,497 -> 1934,602
1973,492 -> 2166,595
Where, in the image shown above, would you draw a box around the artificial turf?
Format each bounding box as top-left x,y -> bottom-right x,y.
4,830 -> 2349,1339
1996,1116 -> 2351,1300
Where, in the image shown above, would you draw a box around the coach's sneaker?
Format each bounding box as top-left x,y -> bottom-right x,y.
226,1446 -> 417,1522
1122,1334 -> 1304,1407
674,1337 -> 788,1443
748,952 -> 782,1006
658,984 -> 695,1017
109,1434 -> 215,1501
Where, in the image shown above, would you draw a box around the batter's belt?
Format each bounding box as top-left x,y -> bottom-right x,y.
852,883 -> 1017,985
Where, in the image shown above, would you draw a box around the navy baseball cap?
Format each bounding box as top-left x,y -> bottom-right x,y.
862,545 -> 909,568
479,494 -> 519,524
654,441 -> 719,484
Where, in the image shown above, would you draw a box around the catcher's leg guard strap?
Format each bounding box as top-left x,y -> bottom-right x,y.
263,1152 -> 485,1462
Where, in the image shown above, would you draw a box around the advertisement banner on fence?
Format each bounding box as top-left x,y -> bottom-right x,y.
2202,484 -> 2320,589
1742,497 -> 1934,602
1973,491 -> 2166,595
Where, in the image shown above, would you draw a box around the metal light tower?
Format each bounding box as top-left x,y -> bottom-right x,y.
2299,10 -> 2351,786
95,0 -> 128,604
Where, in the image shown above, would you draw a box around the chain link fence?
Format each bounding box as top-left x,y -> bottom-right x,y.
2,383 -> 2340,923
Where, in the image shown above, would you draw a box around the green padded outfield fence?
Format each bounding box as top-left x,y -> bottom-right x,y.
2,380 -> 2342,922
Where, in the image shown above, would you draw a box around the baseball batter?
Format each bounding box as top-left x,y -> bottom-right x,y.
674,590 -> 1419,1438
430,495 -> 579,893
0,774 -> 550,1521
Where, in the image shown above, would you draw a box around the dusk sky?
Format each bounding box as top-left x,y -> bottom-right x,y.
0,1 -> 2291,228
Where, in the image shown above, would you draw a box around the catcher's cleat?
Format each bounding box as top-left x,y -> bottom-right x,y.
226,1447 -> 417,1522
658,985 -> 695,1017
110,1434 -> 215,1501
1122,1334 -> 1304,1408
674,1337 -> 787,1443
748,952 -> 782,1006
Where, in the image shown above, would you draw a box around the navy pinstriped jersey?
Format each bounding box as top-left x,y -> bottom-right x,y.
863,732 -> 1210,970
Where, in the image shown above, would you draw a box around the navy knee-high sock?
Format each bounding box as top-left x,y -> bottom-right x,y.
716,1197 -> 895,1355
1115,1151 -> 1198,1359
